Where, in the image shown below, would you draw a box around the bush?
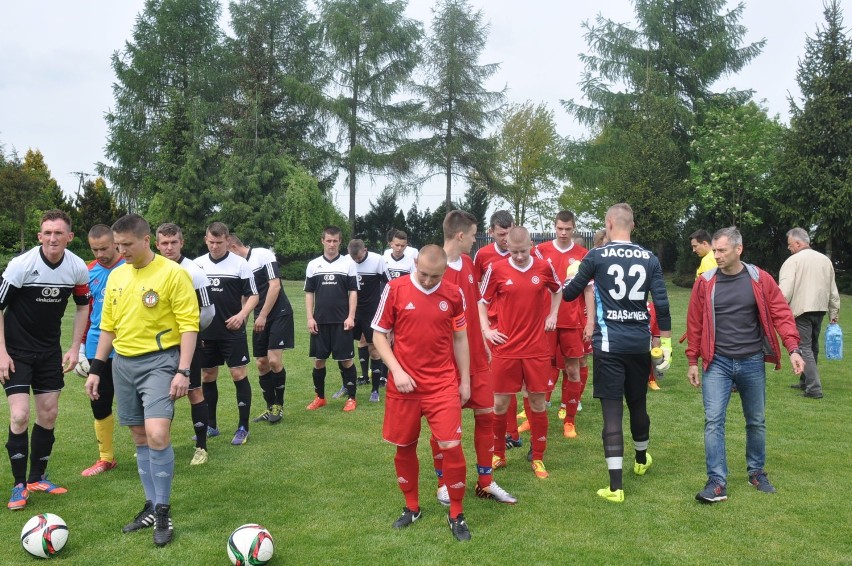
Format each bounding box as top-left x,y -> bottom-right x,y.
279,258 -> 309,281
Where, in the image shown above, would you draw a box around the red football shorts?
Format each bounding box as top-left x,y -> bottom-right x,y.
463,368 -> 494,410
383,393 -> 463,446
556,327 -> 585,359
491,356 -> 552,394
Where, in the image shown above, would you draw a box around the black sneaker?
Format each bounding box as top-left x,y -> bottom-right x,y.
392,507 -> 421,529
153,504 -> 174,546
357,375 -> 369,386
695,479 -> 728,503
122,501 -> 155,533
505,435 -> 523,449
748,470 -> 777,493
447,513 -> 471,541
789,382 -> 805,390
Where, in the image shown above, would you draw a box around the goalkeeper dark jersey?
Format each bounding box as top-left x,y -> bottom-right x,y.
563,240 -> 670,354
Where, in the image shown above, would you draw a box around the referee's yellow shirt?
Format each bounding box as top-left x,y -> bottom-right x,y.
101,254 -> 200,357
696,252 -> 717,279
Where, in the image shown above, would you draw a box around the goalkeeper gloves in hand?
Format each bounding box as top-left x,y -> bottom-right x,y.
74,344 -> 90,378
566,260 -> 581,280
657,337 -> 672,372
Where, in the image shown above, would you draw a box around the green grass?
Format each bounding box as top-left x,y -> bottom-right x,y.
1,280 -> 850,565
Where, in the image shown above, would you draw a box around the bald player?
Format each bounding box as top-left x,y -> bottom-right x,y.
373,245 -> 472,541
563,203 -> 672,503
480,227 -> 561,479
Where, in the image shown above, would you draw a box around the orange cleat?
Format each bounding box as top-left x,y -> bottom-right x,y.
81,459 -> 118,477
306,396 -> 327,410
531,460 -> 549,479
492,455 -> 507,469
563,422 -> 578,439
343,398 -> 357,412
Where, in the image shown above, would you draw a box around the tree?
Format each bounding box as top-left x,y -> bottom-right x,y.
72,177 -> 126,238
0,152 -> 40,252
102,0 -> 225,238
318,0 -> 423,232
562,0 -> 765,257
494,102 -> 562,229
456,177 -> 490,233
407,0 -> 503,207
358,187 -> 406,250
778,0 -> 852,263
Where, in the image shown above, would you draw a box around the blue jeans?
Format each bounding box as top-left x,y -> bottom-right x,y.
702,353 -> 766,484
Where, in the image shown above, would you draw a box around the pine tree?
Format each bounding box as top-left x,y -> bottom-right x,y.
778,0 -> 852,263
409,0 -> 504,207
318,0 -> 423,232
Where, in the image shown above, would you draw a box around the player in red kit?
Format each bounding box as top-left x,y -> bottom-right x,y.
372,246 -> 472,542
480,227 -> 561,479
430,211 -> 517,506
534,210 -> 594,439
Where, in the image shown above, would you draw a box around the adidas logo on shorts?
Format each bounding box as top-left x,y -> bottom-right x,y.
241,356 -> 248,362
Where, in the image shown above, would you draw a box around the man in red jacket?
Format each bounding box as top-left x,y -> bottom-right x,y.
686,227 -> 804,504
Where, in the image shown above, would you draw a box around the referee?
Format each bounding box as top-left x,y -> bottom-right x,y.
85,214 -> 198,546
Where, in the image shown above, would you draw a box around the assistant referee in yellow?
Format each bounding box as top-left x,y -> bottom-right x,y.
85,214 -> 198,547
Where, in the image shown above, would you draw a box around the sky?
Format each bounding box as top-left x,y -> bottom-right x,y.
0,0 -> 846,217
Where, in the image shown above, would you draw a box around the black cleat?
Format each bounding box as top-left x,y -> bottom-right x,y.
447,513 -> 471,541
122,501 -> 155,533
153,504 -> 174,546
392,507 -> 422,529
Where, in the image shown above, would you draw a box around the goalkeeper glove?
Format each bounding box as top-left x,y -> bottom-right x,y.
565,260 -> 581,281
657,337 -> 672,372
74,344 -> 90,378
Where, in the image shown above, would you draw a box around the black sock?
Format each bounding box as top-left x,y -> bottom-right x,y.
608,467 -> 624,491
342,364 -> 358,399
370,358 -> 382,392
601,398 -> 625,491
312,367 -> 327,398
358,346 -> 369,379
258,372 -> 274,408
29,424 -> 55,483
273,368 -> 286,405
635,450 -> 647,465
202,381 -> 219,429
234,378 -> 252,429
6,428 -> 28,485
191,401 -> 209,450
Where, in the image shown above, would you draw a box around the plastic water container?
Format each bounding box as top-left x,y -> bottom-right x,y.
825,322 -> 843,360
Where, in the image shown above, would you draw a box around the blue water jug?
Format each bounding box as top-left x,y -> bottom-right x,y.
825,322 -> 843,360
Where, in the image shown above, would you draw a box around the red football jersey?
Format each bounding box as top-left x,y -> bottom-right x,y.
443,254 -> 489,374
535,240 -> 588,328
480,257 -> 561,359
648,301 -> 660,336
372,275 -> 467,399
473,242 -> 510,284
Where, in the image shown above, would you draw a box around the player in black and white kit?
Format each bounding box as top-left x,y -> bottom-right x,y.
1,210 -> 90,510
348,239 -> 389,402
155,223 -> 216,465
195,222 -> 258,446
228,235 -> 294,424
383,229 -> 418,280
304,226 -> 359,411
562,203 -> 672,504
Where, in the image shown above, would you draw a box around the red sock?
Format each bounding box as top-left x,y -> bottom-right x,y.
394,443 -> 420,511
492,410 -> 508,459
579,365 -> 589,396
429,436 -> 444,487
506,396 -> 519,438
441,444 -> 466,518
474,412 -> 494,487
563,380 -> 583,424
529,409 -> 549,461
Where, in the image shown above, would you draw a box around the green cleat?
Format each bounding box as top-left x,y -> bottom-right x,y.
597,487 -> 625,503
633,453 -> 653,476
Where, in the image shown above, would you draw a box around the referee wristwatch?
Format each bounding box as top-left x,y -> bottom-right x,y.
177,368 -> 191,377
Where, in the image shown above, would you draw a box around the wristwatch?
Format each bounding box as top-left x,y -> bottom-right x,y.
790,348 -> 802,355
177,368 -> 191,377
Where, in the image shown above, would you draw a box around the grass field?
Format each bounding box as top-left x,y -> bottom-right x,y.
0,280 -> 849,565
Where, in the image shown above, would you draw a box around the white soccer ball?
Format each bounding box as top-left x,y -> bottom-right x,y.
227,524 -> 274,566
74,345 -> 90,377
21,513 -> 68,558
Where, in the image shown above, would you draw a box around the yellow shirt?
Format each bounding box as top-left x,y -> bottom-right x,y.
101,254 -> 199,357
696,253 -> 717,279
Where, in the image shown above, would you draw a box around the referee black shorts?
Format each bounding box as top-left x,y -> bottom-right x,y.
309,323 -> 355,361
592,349 -> 651,402
252,313 -> 295,358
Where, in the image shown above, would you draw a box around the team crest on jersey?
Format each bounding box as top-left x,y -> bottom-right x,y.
439,301 -> 449,311
531,276 -> 540,284
142,290 -> 160,308
468,274 -> 474,283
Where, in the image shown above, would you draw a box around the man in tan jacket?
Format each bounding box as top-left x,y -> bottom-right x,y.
779,228 -> 841,399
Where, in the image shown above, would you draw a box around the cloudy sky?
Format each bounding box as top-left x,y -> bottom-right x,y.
0,0 -> 842,215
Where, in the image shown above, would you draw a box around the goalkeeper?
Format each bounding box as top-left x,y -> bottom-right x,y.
562,204 -> 672,504
76,225 -> 125,477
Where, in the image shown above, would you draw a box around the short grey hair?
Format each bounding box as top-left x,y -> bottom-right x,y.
786,227 -> 810,245
347,238 -> 366,256
712,226 -> 742,247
